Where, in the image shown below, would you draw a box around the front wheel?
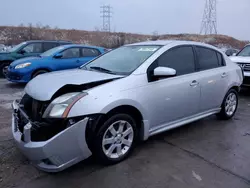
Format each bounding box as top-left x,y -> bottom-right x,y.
32,70 -> 48,79
0,62 -> 10,78
217,89 -> 238,120
93,114 -> 137,164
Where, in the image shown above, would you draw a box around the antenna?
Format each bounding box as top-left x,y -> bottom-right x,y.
200,0 -> 217,35
100,5 -> 112,32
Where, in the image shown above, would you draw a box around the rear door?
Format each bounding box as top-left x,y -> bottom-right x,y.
194,46 -> 228,112
53,47 -> 81,70
79,48 -> 101,66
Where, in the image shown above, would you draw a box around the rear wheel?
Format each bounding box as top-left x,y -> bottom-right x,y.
217,89 -> 238,120
32,70 -> 48,79
93,114 -> 137,164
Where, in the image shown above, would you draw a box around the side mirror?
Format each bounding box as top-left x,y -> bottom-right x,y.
54,53 -> 63,59
153,67 -> 176,78
19,49 -> 26,54
232,53 -> 237,56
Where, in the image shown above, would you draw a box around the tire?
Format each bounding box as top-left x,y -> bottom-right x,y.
0,62 -> 10,78
93,113 -> 138,164
217,89 -> 238,120
32,70 -> 48,79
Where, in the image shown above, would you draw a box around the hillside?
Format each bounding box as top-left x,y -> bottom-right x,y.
0,26 -> 248,49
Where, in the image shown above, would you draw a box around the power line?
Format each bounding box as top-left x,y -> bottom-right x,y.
100,5 -> 112,32
200,0 -> 217,35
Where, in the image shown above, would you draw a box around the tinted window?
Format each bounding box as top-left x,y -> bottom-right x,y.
62,48 -> 80,58
157,46 -> 195,76
81,48 -> 100,57
43,42 -> 58,52
22,43 -> 43,53
217,52 -> 224,66
196,47 -> 219,70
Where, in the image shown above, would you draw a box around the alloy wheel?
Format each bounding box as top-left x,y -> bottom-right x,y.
225,92 -> 237,116
102,120 -> 134,159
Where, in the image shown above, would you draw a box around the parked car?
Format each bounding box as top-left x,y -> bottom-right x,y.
230,44 -> 250,86
225,48 -> 239,56
0,40 -> 72,77
12,40 -> 243,172
6,44 -> 106,83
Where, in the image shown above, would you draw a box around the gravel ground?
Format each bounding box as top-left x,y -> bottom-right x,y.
1,79 -> 250,188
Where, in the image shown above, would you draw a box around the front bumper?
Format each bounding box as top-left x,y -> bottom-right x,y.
6,69 -> 31,83
12,100 -> 92,172
242,71 -> 250,87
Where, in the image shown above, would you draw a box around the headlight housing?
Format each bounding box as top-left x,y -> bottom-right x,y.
43,92 -> 88,118
15,62 -> 31,69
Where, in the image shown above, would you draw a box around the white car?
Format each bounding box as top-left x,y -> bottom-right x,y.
230,44 -> 250,86
12,40 -> 243,172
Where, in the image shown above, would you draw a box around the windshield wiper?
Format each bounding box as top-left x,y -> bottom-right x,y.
89,66 -> 116,74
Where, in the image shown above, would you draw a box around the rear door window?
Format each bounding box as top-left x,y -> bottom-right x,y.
195,46 -> 220,71
43,42 -> 58,52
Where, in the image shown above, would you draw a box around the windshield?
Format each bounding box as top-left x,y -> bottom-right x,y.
237,45 -> 250,57
40,46 -> 65,57
82,45 -> 161,75
8,42 -> 27,52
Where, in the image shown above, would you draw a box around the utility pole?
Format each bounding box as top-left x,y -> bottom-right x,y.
200,0 -> 217,35
100,5 -> 112,32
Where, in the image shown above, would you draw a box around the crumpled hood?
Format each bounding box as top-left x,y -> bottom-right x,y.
25,69 -> 124,101
229,56 -> 250,63
10,56 -> 45,67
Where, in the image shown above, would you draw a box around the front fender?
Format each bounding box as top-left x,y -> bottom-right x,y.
100,99 -> 148,120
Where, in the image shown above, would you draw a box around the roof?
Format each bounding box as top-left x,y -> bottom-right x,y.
25,40 -> 72,43
58,44 -> 105,49
127,40 -> 217,49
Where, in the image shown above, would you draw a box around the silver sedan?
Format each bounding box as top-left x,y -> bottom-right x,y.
12,40 -> 243,172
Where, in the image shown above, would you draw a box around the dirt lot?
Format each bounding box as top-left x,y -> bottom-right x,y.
1,78 -> 250,188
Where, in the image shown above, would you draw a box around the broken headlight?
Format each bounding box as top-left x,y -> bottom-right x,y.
43,92 -> 88,118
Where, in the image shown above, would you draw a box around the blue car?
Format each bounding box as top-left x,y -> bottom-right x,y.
6,44 -> 106,83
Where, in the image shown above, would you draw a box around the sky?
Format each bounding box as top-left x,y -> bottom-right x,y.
0,0 -> 249,40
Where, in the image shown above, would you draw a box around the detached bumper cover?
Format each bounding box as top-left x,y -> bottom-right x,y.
12,100 -> 92,172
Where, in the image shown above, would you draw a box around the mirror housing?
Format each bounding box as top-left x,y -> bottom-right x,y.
54,53 -> 63,59
19,49 -> 26,54
232,53 -> 237,56
153,67 -> 176,78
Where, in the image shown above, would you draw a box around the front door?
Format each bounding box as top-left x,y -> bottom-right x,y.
54,47 -> 81,70
79,47 -> 101,66
15,42 -> 43,59
194,46 -> 228,112
146,46 -> 201,128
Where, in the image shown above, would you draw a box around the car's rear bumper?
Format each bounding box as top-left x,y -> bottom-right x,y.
12,100 -> 92,172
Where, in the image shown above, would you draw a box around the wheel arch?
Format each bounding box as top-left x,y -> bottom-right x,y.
31,68 -> 51,78
97,100 -> 149,141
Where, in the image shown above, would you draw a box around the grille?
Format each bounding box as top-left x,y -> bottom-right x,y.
237,63 -> 250,71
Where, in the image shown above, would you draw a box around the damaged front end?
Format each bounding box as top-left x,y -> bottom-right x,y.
11,93 -> 95,172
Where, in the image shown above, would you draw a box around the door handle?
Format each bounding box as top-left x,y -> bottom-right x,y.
76,59 -> 80,63
190,80 -> 199,87
221,72 -> 227,78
